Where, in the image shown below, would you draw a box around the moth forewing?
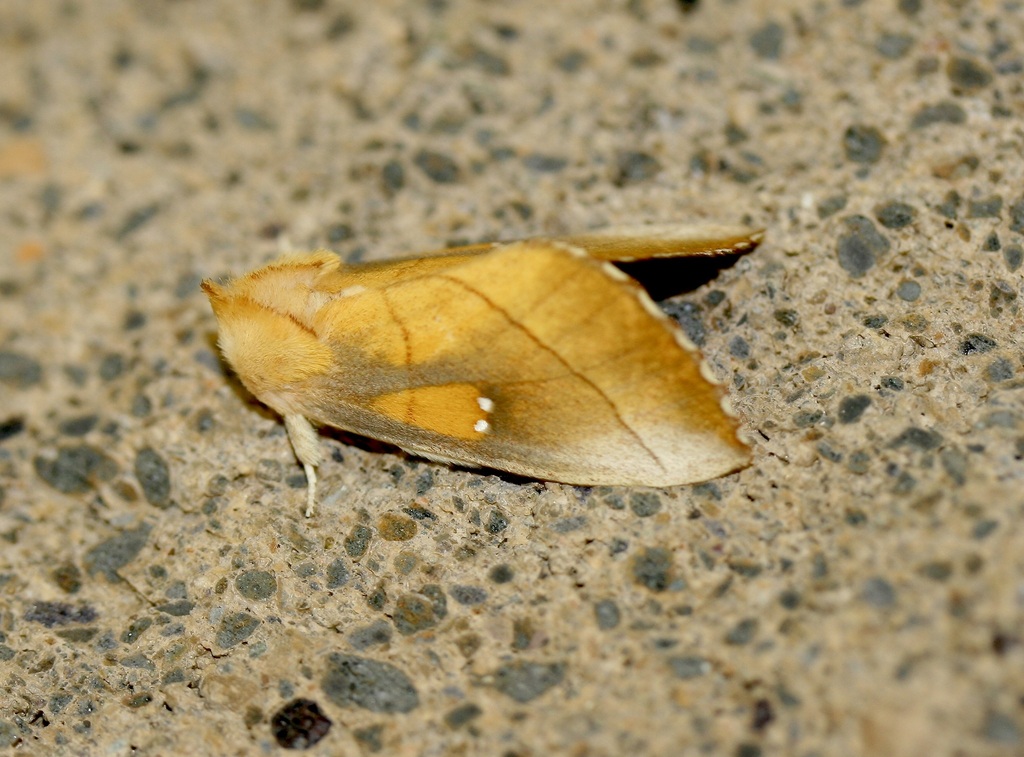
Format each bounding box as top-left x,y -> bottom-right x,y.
203,224 -> 760,513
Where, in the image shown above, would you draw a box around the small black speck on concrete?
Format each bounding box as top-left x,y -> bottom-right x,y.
271,698 -> 332,750
491,661 -> 565,703
321,653 -> 419,713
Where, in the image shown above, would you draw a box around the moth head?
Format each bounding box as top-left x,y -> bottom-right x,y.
201,264 -> 334,412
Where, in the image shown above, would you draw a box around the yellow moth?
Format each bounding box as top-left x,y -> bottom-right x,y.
202,224 -> 761,516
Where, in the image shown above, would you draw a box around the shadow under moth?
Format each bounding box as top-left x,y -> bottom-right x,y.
202,223 -> 762,515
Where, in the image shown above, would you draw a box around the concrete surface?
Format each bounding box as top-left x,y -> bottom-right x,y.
1,0 -> 1022,755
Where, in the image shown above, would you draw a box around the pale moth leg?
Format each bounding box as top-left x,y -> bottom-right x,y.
284,414 -> 321,517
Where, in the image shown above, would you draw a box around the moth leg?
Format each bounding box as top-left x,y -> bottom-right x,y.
284,414 -> 322,517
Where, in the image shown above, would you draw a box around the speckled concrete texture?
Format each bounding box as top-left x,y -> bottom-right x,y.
1,1 -> 1022,755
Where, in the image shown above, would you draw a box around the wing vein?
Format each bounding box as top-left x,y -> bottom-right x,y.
435,273 -> 665,472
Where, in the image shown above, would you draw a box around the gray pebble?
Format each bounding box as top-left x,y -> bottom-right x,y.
0,350 -> 42,388
84,523 -> 152,581
836,215 -> 889,278
668,656 -> 709,679
450,585 -> 488,606
911,101 -> 966,129
632,547 -> 675,592
135,447 -> 171,508
414,150 -> 461,184
630,492 -> 662,517
896,280 -> 921,301
24,601 -> 98,627
344,525 -> 372,559
36,444 -> 118,494
326,558 -> 350,589
843,124 -> 886,164
216,611 -> 261,648
724,618 -> 758,645
890,426 -> 943,450
594,599 -> 621,630
235,570 -> 277,601
875,200 -> 916,229
986,358 -> 1014,382
321,653 -> 419,713
491,661 -> 565,703
861,577 -> 897,608
749,21 -> 784,59
615,151 -> 661,186
522,153 -> 568,172
946,56 -> 992,92
348,620 -> 393,651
